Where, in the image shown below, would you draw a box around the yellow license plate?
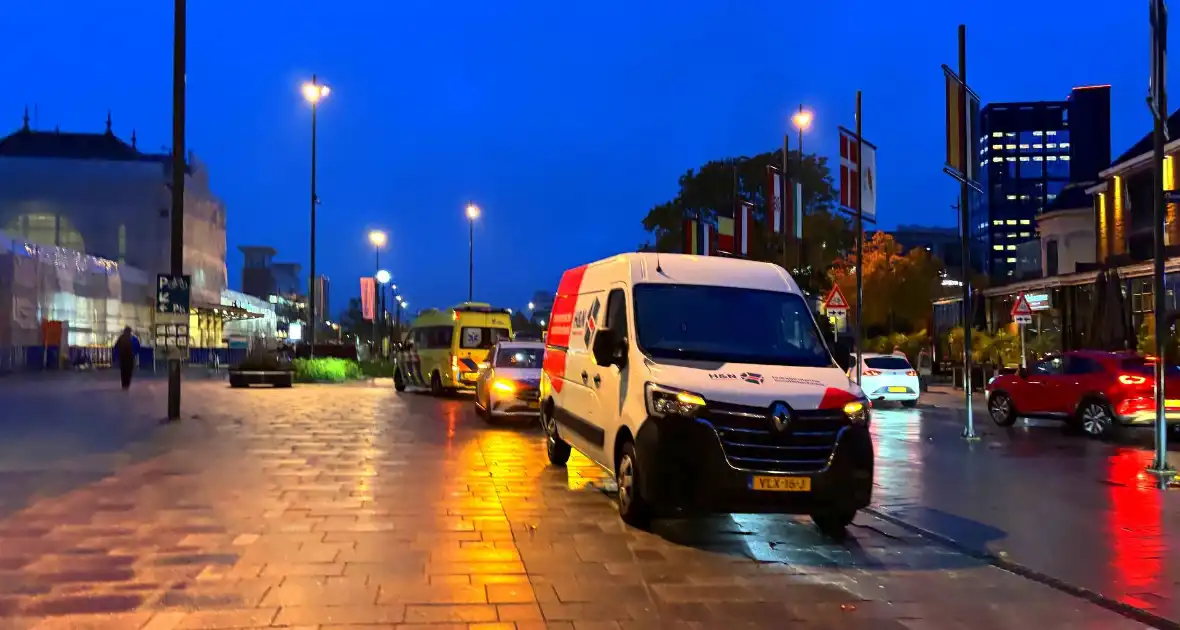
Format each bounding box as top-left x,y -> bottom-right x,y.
888,386 -> 908,392
463,373 -> 479,381
750,476 -> 811,492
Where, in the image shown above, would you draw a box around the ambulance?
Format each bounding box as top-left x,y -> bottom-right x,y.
539,253 -> 874,536
395,302 -> 512,394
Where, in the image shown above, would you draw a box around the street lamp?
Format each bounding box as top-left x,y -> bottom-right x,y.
465,202 -> 480,302
376,269 -> 391,358
303,75 -> 330,355
369,230 -> 386,349
528,302 -> 535,310
789,104 -> 813,273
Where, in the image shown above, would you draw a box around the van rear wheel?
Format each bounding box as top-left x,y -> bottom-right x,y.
430,371 -> 443,396
393,369 -> 406,392
542,404 -> 571,466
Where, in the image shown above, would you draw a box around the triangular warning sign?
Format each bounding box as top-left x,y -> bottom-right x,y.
1011,293 -> 1033,317
824,285 -> 849,310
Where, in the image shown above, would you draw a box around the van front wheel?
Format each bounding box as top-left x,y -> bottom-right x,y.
616,442 -> 651,529
393,369 -> 406,392
430,371 -> 443,396
542,405 -> 571,466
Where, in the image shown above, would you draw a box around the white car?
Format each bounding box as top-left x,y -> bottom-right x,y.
474,340 -> 544,420
539,253 -> 873,537
851,353 -> 920,407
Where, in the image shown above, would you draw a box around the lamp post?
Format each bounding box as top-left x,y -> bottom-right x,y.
302,76 -> 330,356
167,0 -> 186,421
369,230 -> 386,352
466,202 -> 480,302
791,105 -> 813,275
376,269 -> 391,359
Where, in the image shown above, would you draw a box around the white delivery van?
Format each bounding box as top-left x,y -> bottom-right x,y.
539,253 -> 874,536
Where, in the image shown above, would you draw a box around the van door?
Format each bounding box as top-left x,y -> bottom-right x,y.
555,290 -> 609,466
586,286 -> 630,470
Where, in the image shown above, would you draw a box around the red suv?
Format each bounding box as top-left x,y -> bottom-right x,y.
985,350 -> 1180,439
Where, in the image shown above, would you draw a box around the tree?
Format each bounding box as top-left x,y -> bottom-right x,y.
829,232 -> 942,336
639,150 -> 851,293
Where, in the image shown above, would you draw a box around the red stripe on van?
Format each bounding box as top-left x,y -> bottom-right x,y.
544,349 -> 568,393
543,265 -> 588,393
817,387 -> 859,410
544,265 -> 588,350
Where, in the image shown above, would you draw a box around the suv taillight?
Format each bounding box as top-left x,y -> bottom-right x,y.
1118,374 -> 1148,385
863,369 -> 881,376
906,370 -> 917,376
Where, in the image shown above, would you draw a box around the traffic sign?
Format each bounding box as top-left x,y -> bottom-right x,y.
1011,292 -> 1033,325
156,274 -> 192,315
823,284 -> 849,312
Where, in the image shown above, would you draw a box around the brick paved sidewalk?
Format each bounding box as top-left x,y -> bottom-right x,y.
0,382 -> 1156,629
869,404 -> 1180,624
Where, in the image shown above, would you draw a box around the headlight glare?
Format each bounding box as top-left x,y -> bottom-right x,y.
492,379 -> 515,394
843,399 -> 869,424
646,383 -> 706,417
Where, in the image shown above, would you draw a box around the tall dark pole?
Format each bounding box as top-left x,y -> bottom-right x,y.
854,91 -> 864,386
308,75 -> 319,357
782,135 -> 790,270
395,299 -> 402,344
373,247 -> 379,355
1149,0 -> 1173,475
797,104 -> 805,276
167,0 -> 186,422
957,24 -> 977,439
468,206 -> 475,302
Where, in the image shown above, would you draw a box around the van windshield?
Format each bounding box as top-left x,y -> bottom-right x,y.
632,284 -> 834,368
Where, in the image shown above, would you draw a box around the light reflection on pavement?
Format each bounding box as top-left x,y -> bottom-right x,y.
0,380 -> 1157,629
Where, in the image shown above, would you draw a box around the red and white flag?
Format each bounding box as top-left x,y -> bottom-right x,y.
766,166 -> 784,233
735,201 -> 753,256
840,128 -> 878,221
360,277 -> 376,321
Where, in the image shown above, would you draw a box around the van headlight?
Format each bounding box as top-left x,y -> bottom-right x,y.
843,400 -> 869,425
645,383 -> 706,418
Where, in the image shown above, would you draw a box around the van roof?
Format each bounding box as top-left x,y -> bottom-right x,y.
586,253 -> 801,294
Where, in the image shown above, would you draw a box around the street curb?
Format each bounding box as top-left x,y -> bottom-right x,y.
864,507 -> 1179,630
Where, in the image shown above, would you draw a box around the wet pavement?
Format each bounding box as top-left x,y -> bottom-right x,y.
0,378 -> 1168,629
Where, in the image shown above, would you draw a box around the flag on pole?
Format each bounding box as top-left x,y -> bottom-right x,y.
716,216 -> 735,254
360,277 -> 376,321
682,218 -> 713,256
766,166 -> 784,233
735,201 -> 753,256
839,128 -> 879,222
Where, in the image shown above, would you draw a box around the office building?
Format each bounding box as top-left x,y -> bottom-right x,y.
238,245 -> 313,339
970,85 -> 1111,284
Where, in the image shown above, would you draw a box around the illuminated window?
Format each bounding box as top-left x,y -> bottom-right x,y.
1020,156 -> 1030,161
1032,156 -> 1042,161
1033,131 -> 1044,136
1020,219 -> 1031,225
992,157 -> 1003,163
1047,155 -> 1058,161
1019,144 -> 1029,149
1007,245 -> 1017,250
1006,144 -> 1017,150
1060,142 -> 1071,148
1006,157 -> 1017,162
993,245 -> 1004,251
993,220 -> 1003,225
992,132 -> 1003,138
1033,143 -> 1043,149
1006,194 -> 1018,200
1006,132 -> 1016,138
1006,220 -> 1017,225
992,144 -> 1003,150
1021,232 -> 1031,237
979,161 -> 987,168
1046,130 -> 1057,136
1008,233 -> 1018,238
1061,155 -> 1071,161
1007,257 -> 1017,263
4,213 -> 85,252
1046,143 -> 1057,149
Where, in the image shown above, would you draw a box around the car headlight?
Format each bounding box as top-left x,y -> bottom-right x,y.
492,379 -> 516,394
843,400 -> 869,425
645,382 -> 706,417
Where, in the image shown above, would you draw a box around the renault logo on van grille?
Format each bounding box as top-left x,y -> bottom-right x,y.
768,402 -> 792,432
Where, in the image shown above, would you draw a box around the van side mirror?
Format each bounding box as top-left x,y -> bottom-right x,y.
592,328 -> 627,368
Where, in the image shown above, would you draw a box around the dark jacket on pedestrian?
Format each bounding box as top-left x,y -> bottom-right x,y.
114,329 -> 135,365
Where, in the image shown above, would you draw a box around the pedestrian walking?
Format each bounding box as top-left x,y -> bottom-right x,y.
917,347 -> 933,393
114,327 -> 138,390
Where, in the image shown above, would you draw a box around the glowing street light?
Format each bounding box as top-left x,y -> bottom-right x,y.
792,107 -> 814,131
375,269 -> 391,284
303,75 -> 330,353
528,302 -> 535,310
465,202 -> 480,301
369,230 -> 387,248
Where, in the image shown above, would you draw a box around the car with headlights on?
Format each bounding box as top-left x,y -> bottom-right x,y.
474,340 -> 544,421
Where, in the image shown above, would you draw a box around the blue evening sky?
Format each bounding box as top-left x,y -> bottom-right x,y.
0,1 -> 1152,317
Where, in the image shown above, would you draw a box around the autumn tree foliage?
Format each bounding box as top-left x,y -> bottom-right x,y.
828,231 -> 942,336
